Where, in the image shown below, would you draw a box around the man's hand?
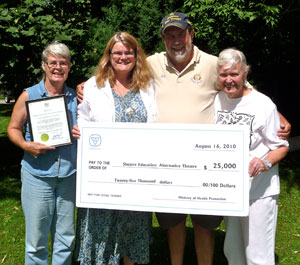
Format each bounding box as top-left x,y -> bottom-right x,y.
76,81 -> 86,104
278,112 -> 291,140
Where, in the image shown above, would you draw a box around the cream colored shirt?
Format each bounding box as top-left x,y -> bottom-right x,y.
147,46 -> 219,124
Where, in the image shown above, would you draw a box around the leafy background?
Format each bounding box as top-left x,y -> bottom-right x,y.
0,0 -> 299,135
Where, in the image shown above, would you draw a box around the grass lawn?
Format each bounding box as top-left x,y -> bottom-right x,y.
0,102 -> 300,264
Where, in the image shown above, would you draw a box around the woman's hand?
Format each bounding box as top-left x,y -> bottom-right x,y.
72,125 -> 81,139
248,157 -> 269,177
23,141 -> 55,157
7,90 -> 54,156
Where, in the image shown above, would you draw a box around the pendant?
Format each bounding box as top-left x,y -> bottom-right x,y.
125,107 -> 135,117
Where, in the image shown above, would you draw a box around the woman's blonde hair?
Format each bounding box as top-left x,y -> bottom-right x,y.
94,32 -> 152,92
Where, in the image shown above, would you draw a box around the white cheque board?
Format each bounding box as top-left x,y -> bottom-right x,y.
76,122 -> 250,216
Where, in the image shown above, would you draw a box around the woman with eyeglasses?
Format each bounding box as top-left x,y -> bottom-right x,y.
7,41 -> 77,264
72,32 -> 156,265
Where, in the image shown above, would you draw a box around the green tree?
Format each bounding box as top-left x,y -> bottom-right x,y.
0,0 -> 183,92
1,0 -> 299,135
183,0 -> 299,79
0,0 -> 92,92
184,0 -> 300,134
184,0 -> 283,54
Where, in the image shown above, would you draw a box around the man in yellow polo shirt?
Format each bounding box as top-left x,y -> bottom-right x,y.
148,13 -> 219,125
148,12 -> 221,265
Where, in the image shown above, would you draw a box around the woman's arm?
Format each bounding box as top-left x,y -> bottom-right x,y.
7,91 -> 55,156
248,145 -> 289,177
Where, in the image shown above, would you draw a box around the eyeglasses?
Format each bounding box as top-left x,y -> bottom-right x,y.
45,61 -> 69,69
110,51 -> 135,59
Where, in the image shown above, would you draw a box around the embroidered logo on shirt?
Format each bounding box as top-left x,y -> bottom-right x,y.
191,74 -> 203,84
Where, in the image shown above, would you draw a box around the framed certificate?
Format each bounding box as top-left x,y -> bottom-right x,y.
26,95 -> 72,147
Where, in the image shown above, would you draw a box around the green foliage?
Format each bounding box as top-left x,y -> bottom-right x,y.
183,0 -> 300,135
0,0 -> 183,91
0,104 -> 13,137
183,0 -> 300,70
80,0 -> 184,77
0,0 -> 92,91
102,0 -> 163,54
184,0 -> 283,54
1,0 -> 300,135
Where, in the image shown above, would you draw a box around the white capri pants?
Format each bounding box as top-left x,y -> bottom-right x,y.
224,195 -> 278,265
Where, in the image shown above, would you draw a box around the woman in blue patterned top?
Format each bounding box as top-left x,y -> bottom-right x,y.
7,41 -> 77,265
73,32 -> 156,265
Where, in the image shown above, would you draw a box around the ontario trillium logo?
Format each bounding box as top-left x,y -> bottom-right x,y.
89,134 -> 101,147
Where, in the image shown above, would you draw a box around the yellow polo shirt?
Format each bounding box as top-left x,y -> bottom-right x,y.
147,46 -> 219,124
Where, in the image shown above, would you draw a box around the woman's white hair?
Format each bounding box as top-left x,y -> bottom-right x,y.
41,40 -> 71,63
217,48 -> 249,73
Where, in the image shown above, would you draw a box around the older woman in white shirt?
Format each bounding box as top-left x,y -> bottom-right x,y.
214,48 -> 289,265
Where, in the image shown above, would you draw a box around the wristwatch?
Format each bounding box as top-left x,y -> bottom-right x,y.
263,160 -> 272,169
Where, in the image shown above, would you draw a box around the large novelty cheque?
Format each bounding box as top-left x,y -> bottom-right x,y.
76,122 -> 250,216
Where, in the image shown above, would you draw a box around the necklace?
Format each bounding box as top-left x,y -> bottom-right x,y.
125,106 -> 135,117
114,82 -> 130,98
112,85 -> 136,118
114,85 -> 124,97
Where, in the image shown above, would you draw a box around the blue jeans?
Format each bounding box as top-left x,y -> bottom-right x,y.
21,167 -> 76,265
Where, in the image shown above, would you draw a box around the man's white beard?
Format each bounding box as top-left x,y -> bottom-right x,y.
167,35 -> 193,64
